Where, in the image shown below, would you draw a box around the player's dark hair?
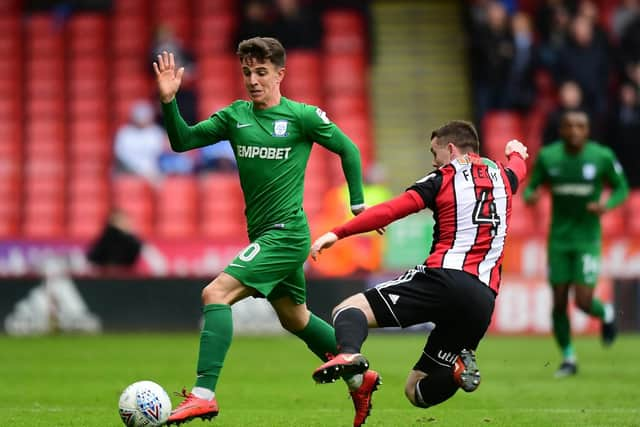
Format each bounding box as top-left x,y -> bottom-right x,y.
237,37 -> 286,68
431,120 -> 479,153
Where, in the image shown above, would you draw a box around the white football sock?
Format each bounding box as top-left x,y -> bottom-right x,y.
192,387 -> 215,400
604,304 -> 615,323
345,374 -> 363,391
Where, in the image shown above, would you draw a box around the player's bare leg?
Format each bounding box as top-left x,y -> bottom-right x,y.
574,284 -> 617,347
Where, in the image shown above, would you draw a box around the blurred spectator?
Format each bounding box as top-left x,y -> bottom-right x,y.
196,141 -> 238,173
611,0 -> 640,41
159,141 -> 196,175
113,100 -> 166,185
576,0 -> 610,50
619,14 -> 640,66
273,0 -> 322,49
87,210 -> 143,272
555,15 -> 610,126
469,1 -> 515,124
503,11 -> 537,111
607,83 -> 640,187
235,0 -> 277,47
543,80 -> 586,144
536,0 -> 572,70
150,26 -> 198,125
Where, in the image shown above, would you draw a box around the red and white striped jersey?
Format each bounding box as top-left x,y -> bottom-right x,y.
409,154 -> 519,293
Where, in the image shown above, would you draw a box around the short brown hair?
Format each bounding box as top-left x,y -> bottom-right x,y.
430,120 -> 479,153
236,37 -> 286,68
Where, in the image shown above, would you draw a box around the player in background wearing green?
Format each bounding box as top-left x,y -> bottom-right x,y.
524,110 -> 629,378
154,38 -> 378,426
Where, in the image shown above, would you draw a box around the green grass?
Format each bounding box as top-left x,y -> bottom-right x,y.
1,333 -> 638,426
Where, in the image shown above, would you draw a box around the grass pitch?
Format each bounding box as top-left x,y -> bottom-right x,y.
1,333 -> 638,426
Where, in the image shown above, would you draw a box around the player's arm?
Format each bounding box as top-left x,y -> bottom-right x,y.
523,149 -> 547,204
161,101 -> 229,152
311,171 -> 441,259
303,107 -> 364,214
154,50 -> 228,152
503,140 -> 528,194
310,190 -> 425,260
588,149 -> 629,214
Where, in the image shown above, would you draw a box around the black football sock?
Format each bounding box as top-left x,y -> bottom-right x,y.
333,307 -> 369,354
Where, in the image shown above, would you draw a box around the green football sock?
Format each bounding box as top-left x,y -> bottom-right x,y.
195,304 -> 233,392
552,309 -> 574,360
292,313 -> 338,361
589,298 -> 605,319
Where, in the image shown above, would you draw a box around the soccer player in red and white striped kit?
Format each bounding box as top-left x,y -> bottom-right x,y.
310,120 -> 528,419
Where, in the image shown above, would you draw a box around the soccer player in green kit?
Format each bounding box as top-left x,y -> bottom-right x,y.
154,38 -> 380,426
524,110 -> 629,378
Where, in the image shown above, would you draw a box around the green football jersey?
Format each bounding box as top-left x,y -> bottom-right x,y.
524,141 -> 628,249
162,97 -> 364,239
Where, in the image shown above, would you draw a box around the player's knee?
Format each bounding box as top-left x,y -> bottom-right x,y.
575,296 -> 592,313
278,310 -> 309,332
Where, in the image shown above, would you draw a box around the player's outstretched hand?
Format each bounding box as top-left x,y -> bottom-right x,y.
310,232 -> 339,260
505,139 -> 529,160
153,51 -> 184,104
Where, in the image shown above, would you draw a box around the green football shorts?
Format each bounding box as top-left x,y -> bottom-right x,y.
547,245 -> 601,287
224,228 -> 310,304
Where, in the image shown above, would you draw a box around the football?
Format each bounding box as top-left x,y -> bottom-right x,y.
118,380 -> 172,427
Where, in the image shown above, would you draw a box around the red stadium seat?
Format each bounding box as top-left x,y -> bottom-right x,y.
0,98 -> 21,121
156,176 -> 199,238
509,193 -> 537,237
481,111 -> 525,162
627,190 -> 640,237
0,34 -> 21,56
25,14 -> 58,37
25,119 -> 65,143
111,75 -> 153,99
194,0 -> 234,15
69,97 -> 110,119
69,120 -> 110,149
332,114 -> 372,168
601,205 -> 625,238
198,95 -> 237,121
26,57 -> 64,81
69,58 -> 107,81
69,78 -> 108,100
201,215 -> 246,241
23,198 -> 66,238
26,77 -> 65,98
0,203 -> 19,238
26,98 -> 65,119
112,175 -> 156,238
26,35 -> 64,58
323,10 -> 365,37
324,54 -> 367,94
0,17 -> 20,34
324,94 -> 368,117
112,16 -> 150,56
69,136 -> 111,163
281,51 -> 322,96
199,173 -> 244,218
194,14 -> 235,54
68,198 -> 110,239
113,0 -> 149,17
